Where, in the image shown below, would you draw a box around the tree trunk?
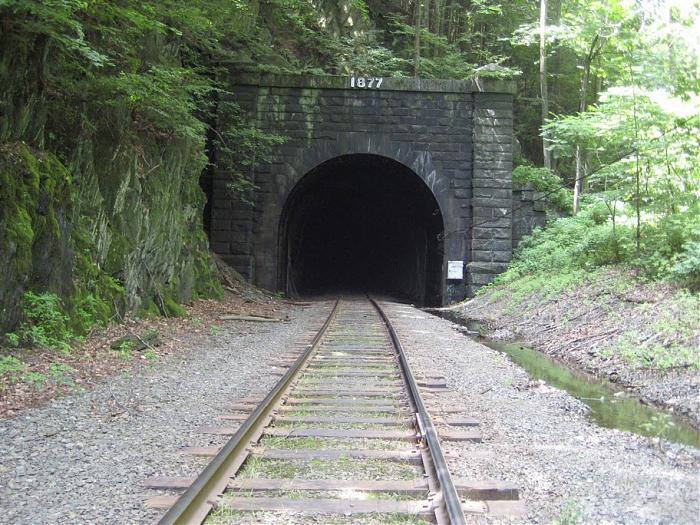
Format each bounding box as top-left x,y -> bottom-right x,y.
549,0 -> 561,172
414,0 -> 422,77
435,0 -> 443,39
573,35 -> 600,214
423,0 -> 431,57
539,0 -> 551,170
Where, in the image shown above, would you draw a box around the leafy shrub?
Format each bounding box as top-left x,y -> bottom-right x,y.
671,241 -> 700,289
4,333 -> 20,348
495,210 -> 627,284
16,292 -> 75,352
0,356 -> 26,380
493,204 -> 699,289
638,211 -> 700,282
513,165 -> 562,193
512,164 -> 572,213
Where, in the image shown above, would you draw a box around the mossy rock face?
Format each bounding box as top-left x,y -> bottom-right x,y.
73,128 -> 222,313
0,143 -> 74,330
1,31 -> 222,335
0,136 -> 223,333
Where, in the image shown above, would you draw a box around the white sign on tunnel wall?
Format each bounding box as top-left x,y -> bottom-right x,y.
447,261 -> 464,280
350,77 -> 384,89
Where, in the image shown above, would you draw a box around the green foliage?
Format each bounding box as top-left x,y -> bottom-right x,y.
512,164 -> 572,213
501,269 -> 589,306
93,66 -> 213,141
385,16 -> 520,79
331,33 -> 411,76
495,212 -> 623,284
637,210 -> 700,282
213,101 -> 286,199
113,339 -> 134,359
23,371 -> 47,389
0,355 -> 26,379
496,205 -> 700,289
11,363 -> 75,390
15,292 -> 74,352
545,93 -> 700,217
554,500 -> 584,525
1,0 -> 110,68
672,241 -> 700,289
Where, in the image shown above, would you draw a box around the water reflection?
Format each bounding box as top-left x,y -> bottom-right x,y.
483,340 -> 700,449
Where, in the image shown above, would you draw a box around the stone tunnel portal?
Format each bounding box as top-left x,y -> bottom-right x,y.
279,154 -> 445,306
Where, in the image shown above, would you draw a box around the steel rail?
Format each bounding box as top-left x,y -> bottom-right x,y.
369,297 -> 467,525
158,299 -> 340,525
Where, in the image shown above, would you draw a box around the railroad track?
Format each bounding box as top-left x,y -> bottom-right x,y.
146,297 -> 522,524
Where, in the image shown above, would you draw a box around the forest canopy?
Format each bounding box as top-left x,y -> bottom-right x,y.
0,0 -> 698,348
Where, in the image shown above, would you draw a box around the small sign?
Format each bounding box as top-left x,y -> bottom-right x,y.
447,260 -> 463,280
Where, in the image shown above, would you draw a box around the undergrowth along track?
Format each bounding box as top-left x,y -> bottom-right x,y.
146,297 -> 522,524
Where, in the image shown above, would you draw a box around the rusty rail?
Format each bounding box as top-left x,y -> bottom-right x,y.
158,299 -> 340,524
150,297 -> 518,523
370,296 -> 467,525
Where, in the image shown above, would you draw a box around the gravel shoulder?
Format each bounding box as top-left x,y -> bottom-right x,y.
0,301 -> 329,525
382,300 -> 700,525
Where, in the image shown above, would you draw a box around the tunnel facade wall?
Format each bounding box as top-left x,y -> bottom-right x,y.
209,74 -> 516,303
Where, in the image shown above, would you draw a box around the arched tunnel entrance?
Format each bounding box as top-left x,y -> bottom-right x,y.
279,154 -> 445,306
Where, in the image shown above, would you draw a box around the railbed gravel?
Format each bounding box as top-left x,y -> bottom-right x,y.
382,300 -> 699,525
0,301 -> 329,525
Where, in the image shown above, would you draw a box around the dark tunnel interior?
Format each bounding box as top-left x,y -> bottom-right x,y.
280,155 -> 444,306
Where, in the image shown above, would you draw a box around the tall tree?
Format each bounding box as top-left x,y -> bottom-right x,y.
540,0 -> 552,170
573,34 -> 604,213
413,0 -> 422,76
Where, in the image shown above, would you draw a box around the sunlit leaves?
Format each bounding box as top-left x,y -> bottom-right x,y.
546,87 -> 700,221
1,0 -> 110,68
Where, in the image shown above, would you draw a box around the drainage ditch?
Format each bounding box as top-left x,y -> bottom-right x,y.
430,311 -> 700,449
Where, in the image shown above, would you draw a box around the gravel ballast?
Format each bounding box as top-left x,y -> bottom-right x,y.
382,300 -> 699,525
0,302 -> 329,525
2,297 -> 697,525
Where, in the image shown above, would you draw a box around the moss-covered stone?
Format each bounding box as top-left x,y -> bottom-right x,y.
0,143 -> 74,330
1,26 -> 224,337
163,296 -> 187,317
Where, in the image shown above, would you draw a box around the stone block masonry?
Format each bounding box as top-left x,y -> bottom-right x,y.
209,73 -> 520,304
512,183 -> 547,248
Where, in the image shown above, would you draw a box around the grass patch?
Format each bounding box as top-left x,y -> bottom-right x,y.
0,356 -> 76,391
209,505 -> 429,525
238,456 -> 420,481
286,408 -> 405,419
273,421 -> 403,430
299,374 -> 396,384
258,436 -> 408,451
223,488 -> 423,501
